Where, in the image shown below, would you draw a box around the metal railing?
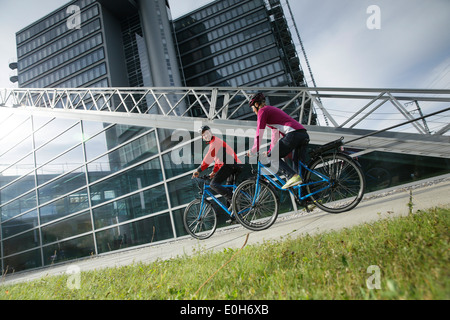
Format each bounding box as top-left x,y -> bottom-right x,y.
1,87 -> 449,136
1,87 -> 449,159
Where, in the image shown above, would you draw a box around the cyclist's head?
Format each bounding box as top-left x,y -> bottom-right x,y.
198,125 -> 212,141
198,125 -> 211,134
249,92 -> 265,110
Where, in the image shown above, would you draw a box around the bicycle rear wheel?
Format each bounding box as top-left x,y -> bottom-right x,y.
183,199 -> 217,240
232,180 -> 279,231
305,153 -> 365,213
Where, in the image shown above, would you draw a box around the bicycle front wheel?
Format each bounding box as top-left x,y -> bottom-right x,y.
183,199 -> 217,240
305,153 -> 365,213
232,180 -> 279,231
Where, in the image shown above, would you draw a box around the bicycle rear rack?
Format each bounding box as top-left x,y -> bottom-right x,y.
309,136 -> 344,158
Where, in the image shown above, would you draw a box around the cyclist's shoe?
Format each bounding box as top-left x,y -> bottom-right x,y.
282,175 -> 302,189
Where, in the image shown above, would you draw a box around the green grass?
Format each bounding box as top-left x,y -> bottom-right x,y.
1,207 -> 449,300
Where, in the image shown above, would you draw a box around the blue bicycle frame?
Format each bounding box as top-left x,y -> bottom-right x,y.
253,159 -> 331,201
195,178 -> 237,219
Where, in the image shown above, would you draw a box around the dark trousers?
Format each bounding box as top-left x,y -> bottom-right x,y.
210,164 -> 240,202
269,130 -> 309,179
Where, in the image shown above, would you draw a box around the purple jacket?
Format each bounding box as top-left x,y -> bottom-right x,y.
251,105 -> 305,153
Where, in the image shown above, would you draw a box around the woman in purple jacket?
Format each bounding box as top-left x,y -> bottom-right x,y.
247,92 -> 310,189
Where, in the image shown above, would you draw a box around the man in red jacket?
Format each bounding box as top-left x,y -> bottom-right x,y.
192,126 -> 242,207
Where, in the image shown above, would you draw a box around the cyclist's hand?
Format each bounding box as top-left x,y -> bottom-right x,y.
192,171 -> 199,179
209,171 -> 216,179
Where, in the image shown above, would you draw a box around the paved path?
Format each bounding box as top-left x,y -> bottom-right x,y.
2,174 -> 449,286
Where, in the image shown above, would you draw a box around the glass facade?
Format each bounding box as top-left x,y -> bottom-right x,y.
0,109 -> 299,272
2,109 -> 449,273
15,0 -> 308,117
16,0 -> 108,88
121,13 -> 146,88
173,0 -> 308,121
175,2 -> 282,86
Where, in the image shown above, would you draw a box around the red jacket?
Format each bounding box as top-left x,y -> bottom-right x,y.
198,136 -> 242,173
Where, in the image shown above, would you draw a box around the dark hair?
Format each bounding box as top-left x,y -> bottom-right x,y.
198,125 -> 211,134
249,92 -> 265,107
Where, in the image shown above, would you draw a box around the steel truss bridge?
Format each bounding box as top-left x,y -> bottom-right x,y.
1,87 -> 449,159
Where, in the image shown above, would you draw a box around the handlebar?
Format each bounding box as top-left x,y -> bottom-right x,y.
194,175 -> 211,181
192,175 -> 210,192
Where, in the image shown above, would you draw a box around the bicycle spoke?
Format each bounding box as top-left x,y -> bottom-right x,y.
305,153 -> 365,213
232,180 -> 279,231
183,199 -> 217,240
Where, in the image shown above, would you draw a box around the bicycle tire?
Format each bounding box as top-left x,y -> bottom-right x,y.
305,153 -> 365,213
232,179 -> 279,231
183,199 -> 217,240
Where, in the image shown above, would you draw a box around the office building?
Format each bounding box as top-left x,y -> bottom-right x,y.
173,0 -> 306,119
176,0 -> 305,88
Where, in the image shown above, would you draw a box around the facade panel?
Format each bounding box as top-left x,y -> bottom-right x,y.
173,0 -> 307,120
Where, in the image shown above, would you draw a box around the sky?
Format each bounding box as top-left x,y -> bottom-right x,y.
0,0 -> 449,90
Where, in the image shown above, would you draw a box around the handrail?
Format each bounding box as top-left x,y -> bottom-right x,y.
1,87 -> 449,135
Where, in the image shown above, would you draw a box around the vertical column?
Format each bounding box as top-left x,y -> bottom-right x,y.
137,0 -> 183,88
137,0 -> 187,116
31,115 -> 44,268
80,120 -> 99,256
